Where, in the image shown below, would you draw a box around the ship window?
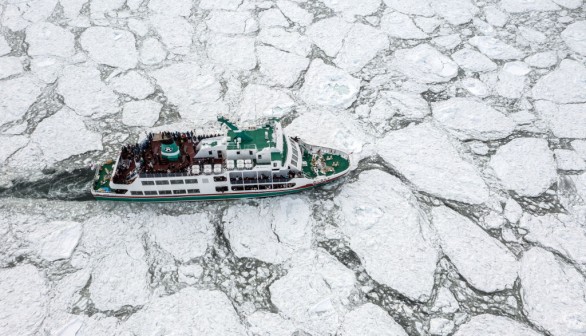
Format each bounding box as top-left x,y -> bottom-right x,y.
185,179 -> 198,184
170,180 -> 184,185
258,155 -> 262,160
144,191 -> 157,195
173,189 -> 186,194
273,162 -> 278,167
231,186 -> 244,191
214,176 -> 227,182
249,150 -> 253,155
216,186 -> 229,192
131,191 -> 144,195
208,151 -> 212,155
141,181 -> 155,186
158,190 -> 172,195
236,151 -> 240,155
187,189 -> 200,194
155,180 -> 169,185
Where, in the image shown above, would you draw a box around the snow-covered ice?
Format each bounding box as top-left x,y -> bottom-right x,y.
108,71 -> 155,100
25,22 -> 75,58
531,60 -> 586,104
335,170 -> 439,301
207,35 -> 257,71
454,314 -> 542,336
392,44 -> 459,83
520,247 -> 586,336
432,98 -> 515,141
257,45 -> 309,87
431,206 -> 519,292
377,123 -> 489,204
38,221 -> 82,261
338,303 -> 408,336
122,100 -> 162,127
300,59 -> 360,108
381,11 -> 428,40
0,75 -> 44,126
80,27 -> 138,69
468,36 -> 525,60
452,48 -> 497,72
122,288 -> 247,335
562,21 -> 586,56
535,101 -> 586,139
57,65 -> 119,118
489,138 -> 557,197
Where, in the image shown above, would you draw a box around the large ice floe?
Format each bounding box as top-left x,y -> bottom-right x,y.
489,138 -> 557,197
377,123 -> 489,204
2,0 -> 586,335
335,170 -> 439,301
431,206 -> 518,292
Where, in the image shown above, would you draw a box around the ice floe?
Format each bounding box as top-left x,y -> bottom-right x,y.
276,0 -> 313,26
57,65 -> 119,118
147,214 -> 214,262
531,59 -> 586,104
269,249 -> 356,335
377,123 -> 489,204
259,8 -> 289,28
306,17 -> 352,57
431,287 -> 459,313
238,84 -> 295,121
80,27 -> 138,69
335,170 -> 439,301
334,23 -> 389,73
0,75 -> 44,126
206,10 -> 256,34
392,44 -> 459,83
520,213 -> 586,270
0,35 -> 11,56
150,15 -> 193,54
89,240 -> 150,311
108,71 -> 155,100
338,303 -> 408,336
468,36 -> 524,60
431,206 -> 518,292
383,0 -> 435,17
555,149 -> 586,170
26,107 -> 103,165
257,45 -> 309,87
454,314 -> 542,336
452,48 -> 497,72
247,311 -> 299,335
150,63 -> 222,106
300,59 -> 360,108
0,265 -> 47,335
321,0 -> 380,20
432,98 -> 515,141
524,51 -> 558,68
25,22 -> 75,58
257,27 -> 312,57
431,0 -> 479,25
562,21 -> 586,56
199,0 -> 242,10
122,100 -> 162,127
380,11 -> 428,40
207,35 -> 256,70
520,247 -> 586,336
122,288 -> 247,335
500,0 -> 560,12
38,221 -> 82,261
535,101 -> 586,139
380,91 -> 431,119
223,197 -> 312,263
490,138 -> 557,197
139,38 -> 167,65
0,56 -> 23,79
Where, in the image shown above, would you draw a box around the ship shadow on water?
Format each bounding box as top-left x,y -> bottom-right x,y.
0,168 -> 96,201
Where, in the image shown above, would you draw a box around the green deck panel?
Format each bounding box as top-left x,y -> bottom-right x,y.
227,125 -> 275,151
271,151 -> 282,161
94,163 -> 113,191
324,153 -> 350,176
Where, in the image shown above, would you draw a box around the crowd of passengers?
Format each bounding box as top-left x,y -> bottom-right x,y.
114,131 -> 221,183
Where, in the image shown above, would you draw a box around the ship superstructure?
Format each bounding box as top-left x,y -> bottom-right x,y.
92,118 -> 350,201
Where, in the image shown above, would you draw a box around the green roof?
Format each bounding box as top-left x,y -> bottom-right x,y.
271,152 -> 282,161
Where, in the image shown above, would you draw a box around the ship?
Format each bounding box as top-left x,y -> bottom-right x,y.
91,117 -> 351,202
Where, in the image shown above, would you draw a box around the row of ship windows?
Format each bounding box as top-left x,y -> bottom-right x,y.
129,183 -> 297,196
131,189 -> 200,196
141,177 -> 227,186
